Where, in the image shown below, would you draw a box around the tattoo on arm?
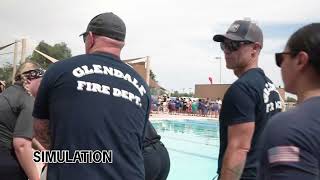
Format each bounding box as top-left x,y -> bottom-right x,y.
33,119 -> 51,150
225,163 -> 245,180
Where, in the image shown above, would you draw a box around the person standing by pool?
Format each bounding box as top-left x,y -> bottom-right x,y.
213,19 -> 282,179
258,23 -> 320,180
0,61 -> 45,180
33,12 -> 151,180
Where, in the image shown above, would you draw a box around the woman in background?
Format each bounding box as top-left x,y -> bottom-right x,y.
259,23 -> 320,179
0,61 -> 45,180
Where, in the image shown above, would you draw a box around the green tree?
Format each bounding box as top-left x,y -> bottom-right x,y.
0,62 -> 14,85
28,41 -> 72,69
170,91 -> 193,97
150,70 -> 156,81
286,97 -> 297,102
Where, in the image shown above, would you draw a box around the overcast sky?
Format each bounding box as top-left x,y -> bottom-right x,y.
0,0 -> 319,92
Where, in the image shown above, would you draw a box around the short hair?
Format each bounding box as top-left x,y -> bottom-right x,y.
286,23 -> 320,74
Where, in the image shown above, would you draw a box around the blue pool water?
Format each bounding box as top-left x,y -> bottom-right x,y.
152,119 -> 219,180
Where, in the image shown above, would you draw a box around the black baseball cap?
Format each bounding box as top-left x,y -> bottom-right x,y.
80,12 -> 126,42
213,20 -> 263,48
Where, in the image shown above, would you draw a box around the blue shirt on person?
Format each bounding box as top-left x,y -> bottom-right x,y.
258,97 -> 320,180
33,52 -> 151,180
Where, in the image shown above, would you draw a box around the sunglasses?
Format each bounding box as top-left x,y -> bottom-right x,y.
82,32 -> 89,43
22,68 -> 45,80
275,52 -> 298,67
220,41 -> 253,52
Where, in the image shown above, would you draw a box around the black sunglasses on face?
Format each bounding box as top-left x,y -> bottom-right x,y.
275,52 -> 298,67
220,41 -> 253,52
82,32 -> 89,43
22,68 -> 45,80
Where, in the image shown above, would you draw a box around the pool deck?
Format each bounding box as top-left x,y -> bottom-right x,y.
150,112 -> 219,121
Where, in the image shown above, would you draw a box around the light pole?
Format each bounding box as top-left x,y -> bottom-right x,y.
215,56 -> 222,84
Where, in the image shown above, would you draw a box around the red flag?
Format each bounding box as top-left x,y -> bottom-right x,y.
208,76 -> 213,84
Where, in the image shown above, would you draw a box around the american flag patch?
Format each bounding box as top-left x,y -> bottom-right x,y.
268,146 -> 300,163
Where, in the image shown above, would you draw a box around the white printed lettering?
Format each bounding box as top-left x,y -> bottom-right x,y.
73,67 -> 85,78
77,81 -> 87,91
92,64 -> 103,74
103,66 -> 114,76
82,65 -> 94,75
113,88 -> 122,97
113,69 -> 124,78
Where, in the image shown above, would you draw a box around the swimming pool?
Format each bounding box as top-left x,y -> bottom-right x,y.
151,119 -> 219,180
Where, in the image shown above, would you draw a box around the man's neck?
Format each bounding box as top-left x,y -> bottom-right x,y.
89,47 -> 121,59
234,64 -> 258,77
238,57 -> 258,77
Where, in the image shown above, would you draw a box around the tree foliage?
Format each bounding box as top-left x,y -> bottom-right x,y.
0,62 -> 14,85
286,97 -> 297,102
171,91 -> 194,97
28,41 -> 72,69
0,41 -> 72,85
150,70 -> 156,81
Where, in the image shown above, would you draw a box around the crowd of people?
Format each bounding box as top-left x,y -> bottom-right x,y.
0,11 -> 319,180
151,96 -> 222,118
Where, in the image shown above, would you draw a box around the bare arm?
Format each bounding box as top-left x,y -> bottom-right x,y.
33,118 -> 51,150
219,122 -> 255,180
13,137 -> 40,180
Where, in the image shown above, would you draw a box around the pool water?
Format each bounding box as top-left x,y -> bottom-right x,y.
152,119 -> 219,180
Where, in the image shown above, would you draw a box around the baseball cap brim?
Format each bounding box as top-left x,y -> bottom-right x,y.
79,32 -> 86,37
213,33 -> 246,42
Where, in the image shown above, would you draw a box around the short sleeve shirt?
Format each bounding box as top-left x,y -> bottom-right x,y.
33,52 -> 151,180
259,97 -> 320,180
217,68 -> 282,178
0,84 -> 34,150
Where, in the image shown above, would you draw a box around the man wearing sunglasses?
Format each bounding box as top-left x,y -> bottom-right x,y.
213,20 -> 282,180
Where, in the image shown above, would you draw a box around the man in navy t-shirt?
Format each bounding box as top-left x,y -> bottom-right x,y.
33,12 -> 151,180
213,20 -> 282,179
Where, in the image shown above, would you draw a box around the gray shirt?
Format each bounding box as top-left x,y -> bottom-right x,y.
0,84 -> 34,150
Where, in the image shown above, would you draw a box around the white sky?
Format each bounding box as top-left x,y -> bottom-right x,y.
0,0 -> 319,92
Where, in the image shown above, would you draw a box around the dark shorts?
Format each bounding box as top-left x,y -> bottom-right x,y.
143,141 -> 170,180
0,148 -> 28,180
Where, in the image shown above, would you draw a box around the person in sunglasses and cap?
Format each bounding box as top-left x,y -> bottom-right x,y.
258,23 -> 320,180
33,12 -> 151,180
0,61 -> 45,180
212,20 -> 282,180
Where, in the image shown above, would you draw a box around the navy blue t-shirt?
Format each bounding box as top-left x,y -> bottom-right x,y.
259,96 -> 320,180
33,52 -> 151,180
218,68 -> 282,178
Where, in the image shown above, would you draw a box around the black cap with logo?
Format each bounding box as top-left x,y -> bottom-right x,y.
213,20 -> 263,48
